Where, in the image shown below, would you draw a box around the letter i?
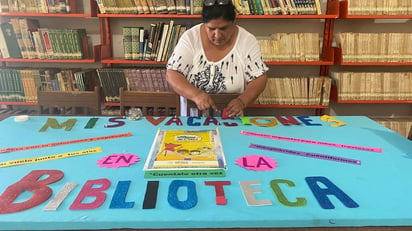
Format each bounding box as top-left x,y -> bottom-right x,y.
142,181 -> 159,209
84,118 -> 99,129
43,183 -> 78,211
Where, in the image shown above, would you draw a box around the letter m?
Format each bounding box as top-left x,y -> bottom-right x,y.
39,118 -> 77,132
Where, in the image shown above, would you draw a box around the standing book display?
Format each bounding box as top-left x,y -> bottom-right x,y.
144,129 -> 226,178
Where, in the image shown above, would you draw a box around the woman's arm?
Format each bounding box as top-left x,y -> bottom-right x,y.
166,69 -> 217,111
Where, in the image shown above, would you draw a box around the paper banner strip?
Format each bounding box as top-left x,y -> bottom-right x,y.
249,143 -> 361,165
0,147 -> 102,168
241,131 -> 382,153
0,133 -> 132,154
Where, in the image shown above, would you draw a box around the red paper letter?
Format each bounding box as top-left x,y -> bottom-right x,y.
0,170 -> 64,214
204,181 -> 231,205
70,179 -> 111,210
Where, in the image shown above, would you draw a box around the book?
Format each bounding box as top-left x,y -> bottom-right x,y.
144,23 -> 157,61
192,0 -> 202,14
131,27 -> 141,60
165,0 -> 176,14
123,27 -> 133,59
19,18 -> 40,59
138,27 -> 145,60
153,0 -> 168,13
0,0 -> 9,12
175,0 -> 186,14
143,129 -> 227,178
0,22 -> 22,58
155,22 -> 169,62
133,0 -> 144,14
9,18 -> 27,59
146,0 -> 155,13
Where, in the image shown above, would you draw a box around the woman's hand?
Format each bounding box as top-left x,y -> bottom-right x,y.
227,97 -> 245,117
194,92 -> 218,111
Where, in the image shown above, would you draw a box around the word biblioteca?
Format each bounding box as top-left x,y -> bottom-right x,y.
38,115 -> 343,132
0,170 -> 358,214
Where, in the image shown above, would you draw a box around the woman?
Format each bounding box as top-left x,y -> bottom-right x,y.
166,0 -> 268,117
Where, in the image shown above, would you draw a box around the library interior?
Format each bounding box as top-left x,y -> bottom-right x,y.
0,0 -> 412,230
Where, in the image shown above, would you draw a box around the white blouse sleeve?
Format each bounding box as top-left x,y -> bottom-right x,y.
240,32 -> 269,82
166,29 -> 197,77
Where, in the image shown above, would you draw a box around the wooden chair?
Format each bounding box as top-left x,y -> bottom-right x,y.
37,86 -> 101,116
187,93 -> 240,117
119,88 -> 180,116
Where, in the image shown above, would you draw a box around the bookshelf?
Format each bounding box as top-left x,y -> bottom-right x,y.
0,0 -> 101,111
97,0 -> 339,115
331,1 -> 412,108
328,0 -> 412,137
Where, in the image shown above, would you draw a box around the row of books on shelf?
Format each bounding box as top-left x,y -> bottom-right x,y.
96,0 -> 322,15
0,0 -> 76,13
96,67 -> 172,103
335,33 -> 412,62
3,68 -> 411,105
0,68 -> 97,102
258,32 -> 320,62
0,19 -> 90,59
234,0 -> 321,15
255,76 -> 331,106
346,0 -> 412,15
330,71 -> 412,101
122,21 -> 188,61
96,0 -> 199,14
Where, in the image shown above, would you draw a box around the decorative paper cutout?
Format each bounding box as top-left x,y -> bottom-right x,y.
320,115 -> 346,127
0,170 -> 64,214
69,178 -> 111,210
44,183 -> 78,211
167,180 -> 198,209
39,118 -> 77,132
236,155 -> 277,171
241,130 -> 382,153
249,143 -> 361,165
146,117 -> 167,126
270,179 -> 307,207
84,117 -> 99,129
104,117 -> 126,128
110,181 -> 135,209
143,181 -> 159,209
239,181 -> 272,206
0,147 -> 102,168
97,153 -> 139,168
0,133 -> 131,153
204,181 -> 231,205
249,117 -> 277,127
305,176 -> 359,209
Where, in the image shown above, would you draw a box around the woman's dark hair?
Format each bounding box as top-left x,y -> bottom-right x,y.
201,1 -> 236,23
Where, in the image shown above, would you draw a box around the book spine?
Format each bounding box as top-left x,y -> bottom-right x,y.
131,27 -> 140,60
0,22 -> 22,58
123,27 -> 133,60
138,28 -> 145,60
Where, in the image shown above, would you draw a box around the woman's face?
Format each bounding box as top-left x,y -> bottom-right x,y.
204,18 -> 236,47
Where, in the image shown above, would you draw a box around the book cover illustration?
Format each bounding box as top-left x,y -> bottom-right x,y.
144,129 -> 226,174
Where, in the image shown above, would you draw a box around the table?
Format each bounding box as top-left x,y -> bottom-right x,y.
0,115 -> 411,230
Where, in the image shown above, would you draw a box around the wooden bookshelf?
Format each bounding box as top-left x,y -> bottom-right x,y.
332,1 -> 412,120
97,0 -> 338,116
339,1 -> 412,19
